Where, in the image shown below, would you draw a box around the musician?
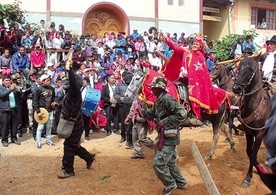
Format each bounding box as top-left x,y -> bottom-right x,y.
0,75 -> 21,147
33,74 -> 57,148
58,65 -> 95,179
263,35 -> 276,82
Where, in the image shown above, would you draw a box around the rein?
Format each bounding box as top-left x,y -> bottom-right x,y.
218,76 -> 231,88
237,96 -> 266,131
235,62 -> 266,131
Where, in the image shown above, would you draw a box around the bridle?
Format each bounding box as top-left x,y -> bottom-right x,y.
234,63 -> 261,96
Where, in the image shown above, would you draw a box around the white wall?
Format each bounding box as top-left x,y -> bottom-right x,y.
159,0 -> 200,23
159,21 -> 200,37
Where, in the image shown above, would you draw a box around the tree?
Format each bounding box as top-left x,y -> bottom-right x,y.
213,29 -> 259,62
0,0 -> 26,28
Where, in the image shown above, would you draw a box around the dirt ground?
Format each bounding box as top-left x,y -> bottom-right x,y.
0,126 -> 271,195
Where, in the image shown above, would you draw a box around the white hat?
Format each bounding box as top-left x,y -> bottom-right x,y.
40,74 -> 50,81
47,62 -> 54,67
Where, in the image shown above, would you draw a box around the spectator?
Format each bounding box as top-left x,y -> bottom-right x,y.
231,36 -> 243,57
0,49 -> 13,76
0,75 -> 21,147
242,35 -> 257,52
30,45 -> 45,74
12,46 -> 30,79
21,31 -> 33,52
33,74 -> 58,148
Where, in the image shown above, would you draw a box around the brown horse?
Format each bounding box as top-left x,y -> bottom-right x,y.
125,67 -> 236,159
210,64 -> 241,136
233,55 -> 271,188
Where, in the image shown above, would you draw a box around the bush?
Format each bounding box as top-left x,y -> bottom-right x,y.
0,0 -> 26,28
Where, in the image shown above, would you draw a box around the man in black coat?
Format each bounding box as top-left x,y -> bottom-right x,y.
0,75 -> 21,147
58,66 -> 95,179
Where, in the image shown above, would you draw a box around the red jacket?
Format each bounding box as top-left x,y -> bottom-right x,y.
30,51 -> 45,68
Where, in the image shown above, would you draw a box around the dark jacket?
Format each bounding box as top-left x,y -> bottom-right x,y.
101,84 -> 113,108
0,84 -> 16,111
33,85 -> 55,113
61,67 -> 83,121
142,92 -> 187,145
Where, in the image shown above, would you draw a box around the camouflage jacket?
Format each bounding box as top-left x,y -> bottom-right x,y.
142,92 -> 187,145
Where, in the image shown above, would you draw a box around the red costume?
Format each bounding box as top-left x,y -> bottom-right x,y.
162,38 -> 227,119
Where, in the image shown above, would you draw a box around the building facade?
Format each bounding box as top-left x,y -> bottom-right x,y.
1,0 -> 201,37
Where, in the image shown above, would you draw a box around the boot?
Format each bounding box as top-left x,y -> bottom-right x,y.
119,136 -> 126,143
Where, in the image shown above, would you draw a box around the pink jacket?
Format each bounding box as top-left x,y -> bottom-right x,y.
30,51 -> 45,68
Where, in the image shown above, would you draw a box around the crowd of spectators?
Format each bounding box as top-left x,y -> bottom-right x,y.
0,19 -> 214,149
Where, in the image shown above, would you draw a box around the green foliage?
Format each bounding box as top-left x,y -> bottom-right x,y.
0,0 -> 26,28
213,29 -> 259,61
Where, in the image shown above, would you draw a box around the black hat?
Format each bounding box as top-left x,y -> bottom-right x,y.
80,35 -> 85,39
242,48 -> 253,55
266,35 -> 276,45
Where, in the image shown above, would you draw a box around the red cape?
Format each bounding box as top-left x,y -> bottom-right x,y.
162,40 -> 227,119
139,68 -> 179,104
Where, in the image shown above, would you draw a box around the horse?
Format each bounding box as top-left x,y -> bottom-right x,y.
210,64 -> 241,136
125,67 -> 236,159
232,55 -> 271,188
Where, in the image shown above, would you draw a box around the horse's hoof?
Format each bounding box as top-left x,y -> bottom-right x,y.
239,132 -> 245,136
205,154 -> 212,160
224,138 -> 230,143
241,180 -> 250,188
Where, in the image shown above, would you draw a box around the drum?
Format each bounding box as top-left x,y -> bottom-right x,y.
82,88 -> 101,116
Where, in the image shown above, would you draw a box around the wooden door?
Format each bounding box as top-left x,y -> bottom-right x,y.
84,10 -> 124,36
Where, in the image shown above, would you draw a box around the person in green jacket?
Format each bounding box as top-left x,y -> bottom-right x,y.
142,76 -> 188,195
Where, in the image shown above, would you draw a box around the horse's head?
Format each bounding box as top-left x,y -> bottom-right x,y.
210,64 -> 226,81
232,54 -> 261,95
125,68 -> 146,100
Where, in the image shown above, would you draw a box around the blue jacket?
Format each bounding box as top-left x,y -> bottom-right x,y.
242,41 -> 257,52
12,52 -> 30,70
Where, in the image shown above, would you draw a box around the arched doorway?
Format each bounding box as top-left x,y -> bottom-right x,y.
82,2 -> 130,37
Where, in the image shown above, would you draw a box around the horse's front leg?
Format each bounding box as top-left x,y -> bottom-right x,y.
242,132 -> 254,188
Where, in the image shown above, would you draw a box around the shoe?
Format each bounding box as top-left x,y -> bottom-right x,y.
119,137 -> 126,143
57,170 -> 75,179
100,128 -> 107,133
113,130 -> 120,135
2,142 -> 8,147
86,154 -> 96,169
106,131 -> 112,136
125,142 -> 133,149
36,142 -> 41,149
46,141 -> 55,146
177,183 -> 188,189
131,154 -> 145,159
162,184 -> 177,195
12,140 -> 21,145
85,136 -> 90,141
18,131 -> 23,137
189,118 -> 204,126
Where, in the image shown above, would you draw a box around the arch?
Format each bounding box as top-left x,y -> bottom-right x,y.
82,2 -> 130,36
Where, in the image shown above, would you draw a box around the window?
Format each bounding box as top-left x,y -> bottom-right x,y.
251,7 -> 276,30
178,0 -> 184,6
168,0 -> 173,5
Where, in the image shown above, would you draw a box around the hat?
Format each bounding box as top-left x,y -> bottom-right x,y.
47,62 -> 54,67
29,71 -> 36,77
80,35 -> 85,39
83,68 -> 91,72
242,48 -> 253,55
10,74 -> 17,80
40,74 -> 51,81
34,44 -> 41,49
34,108 -> 49,124
148,76 -> 168,91
266,35 -> 276,45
